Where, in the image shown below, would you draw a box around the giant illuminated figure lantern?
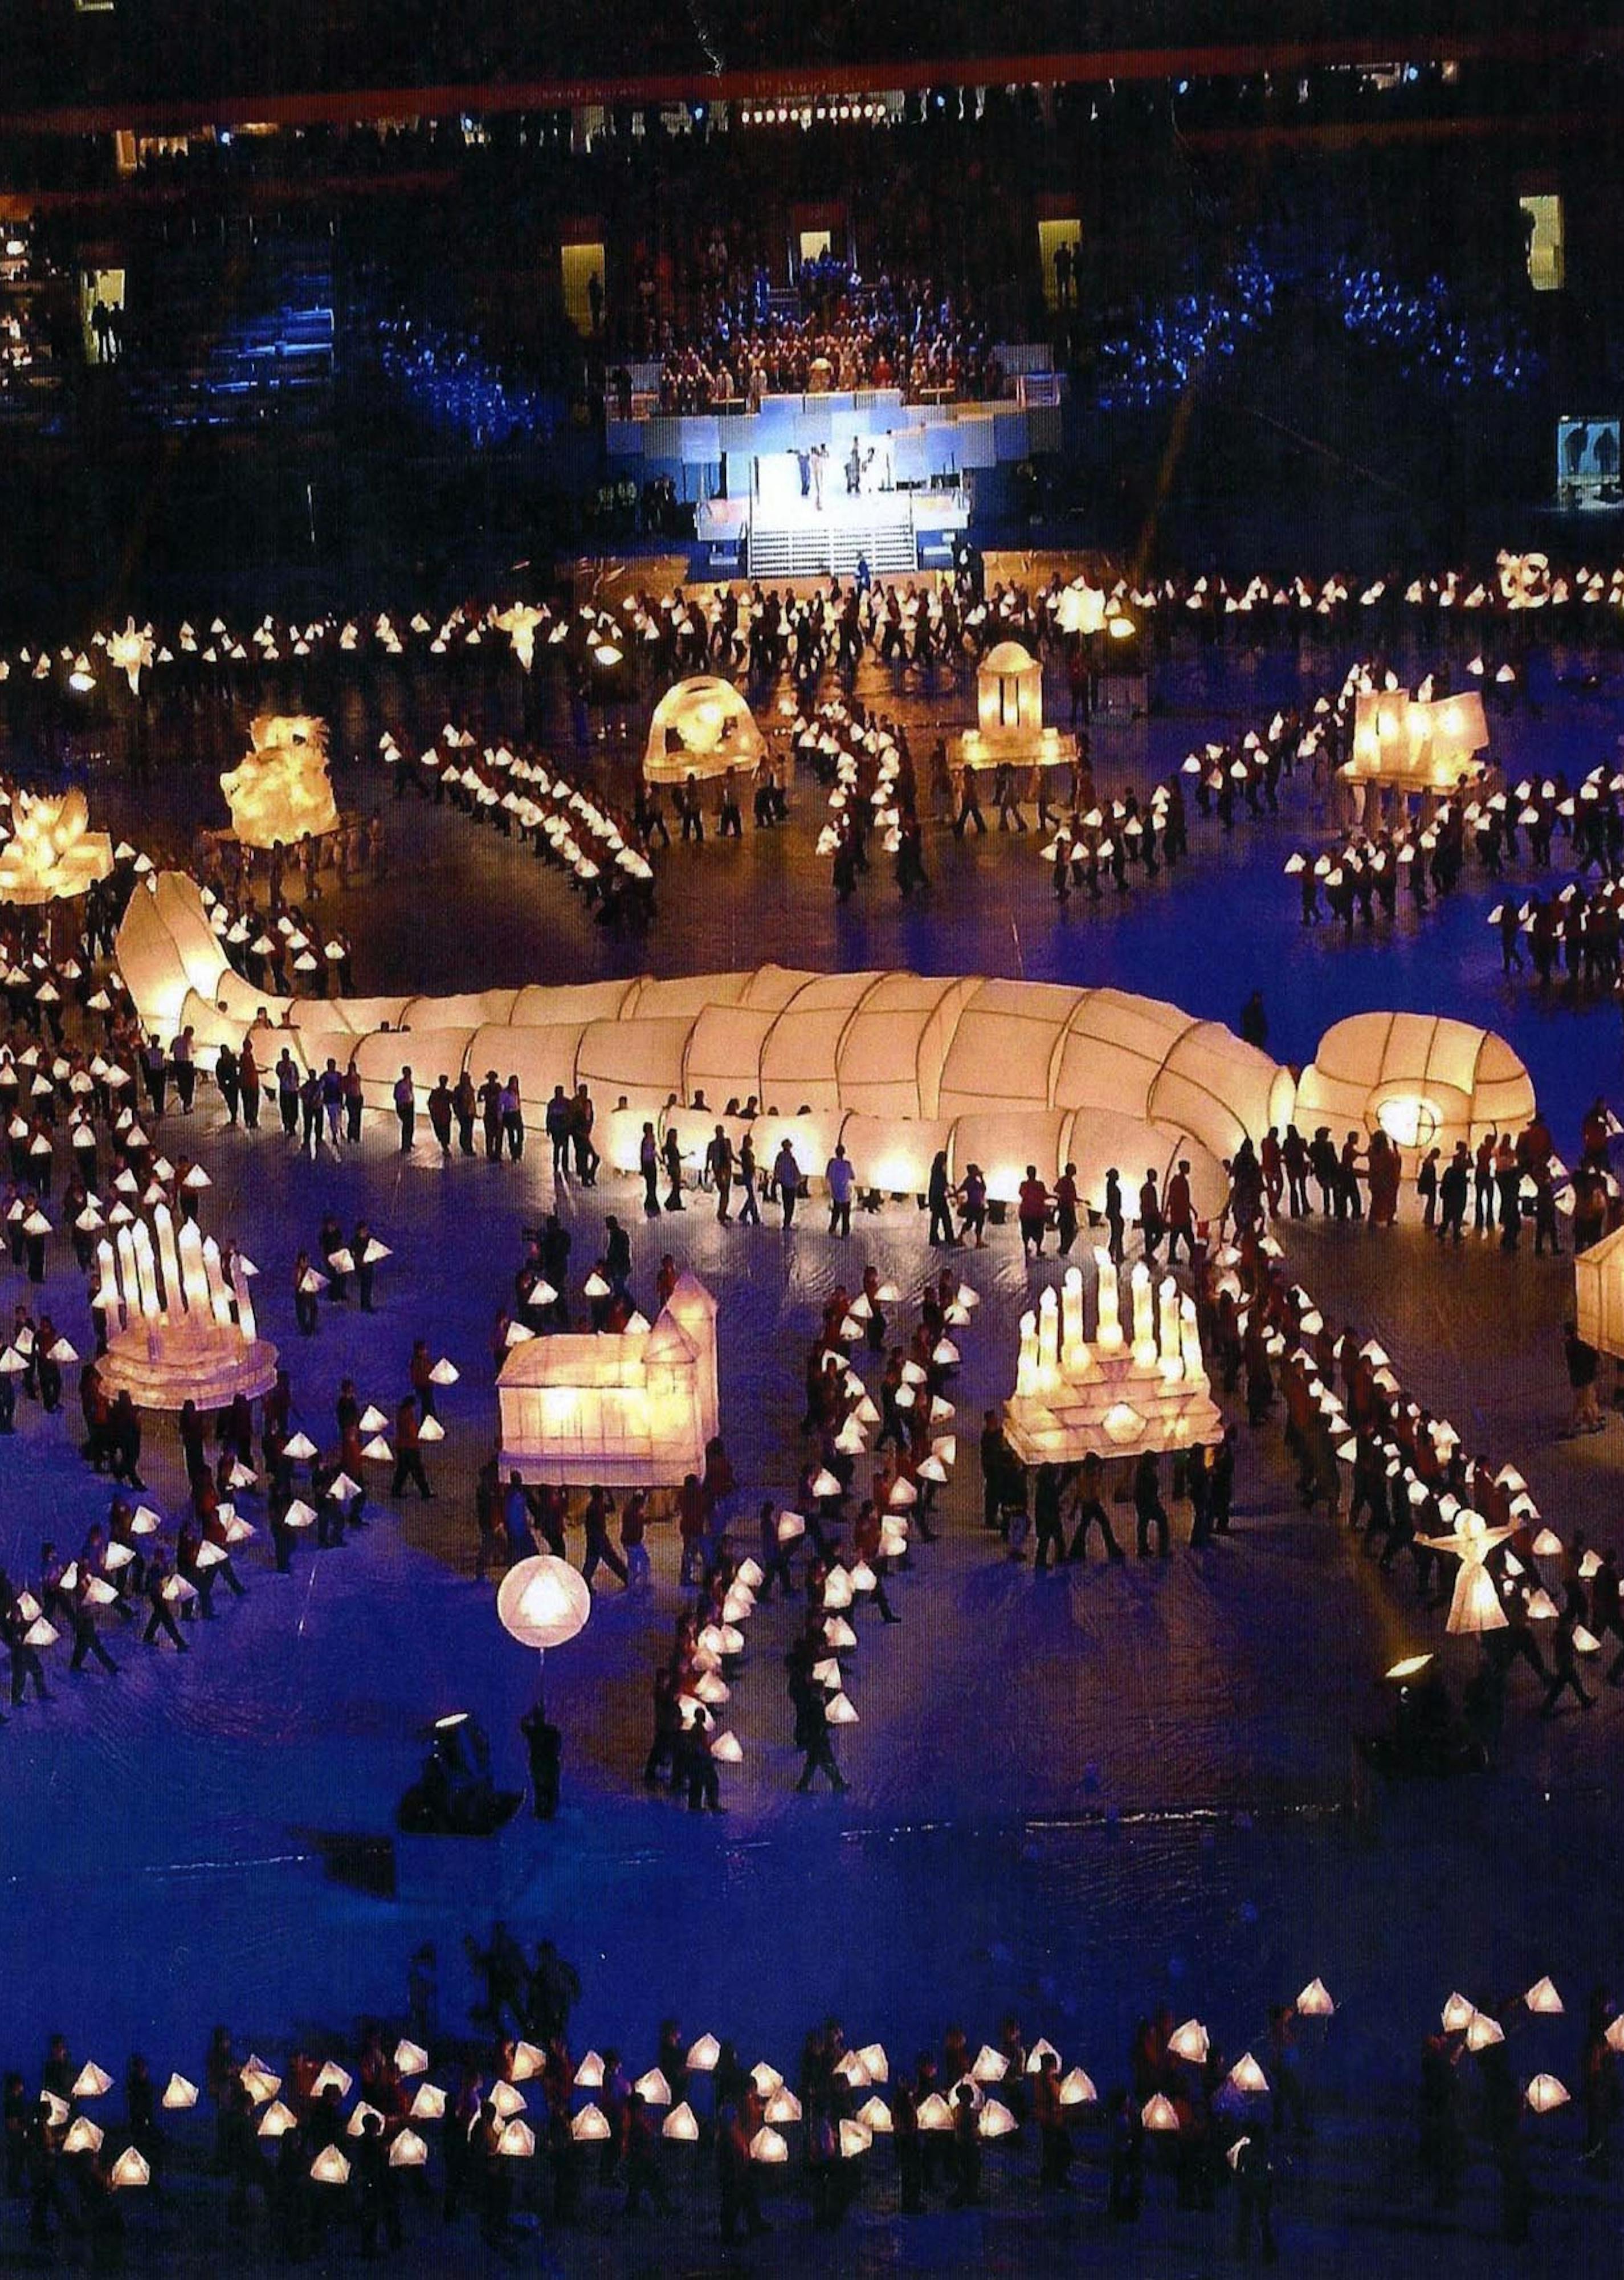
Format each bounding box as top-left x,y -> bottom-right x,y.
221,715 -> 340,849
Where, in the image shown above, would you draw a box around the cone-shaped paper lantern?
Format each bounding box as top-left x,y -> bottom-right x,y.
1168,2020 -> 1209,2065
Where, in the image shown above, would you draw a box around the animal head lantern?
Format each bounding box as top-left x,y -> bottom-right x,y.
0,788 -> 113,904
221,715 -> 340,850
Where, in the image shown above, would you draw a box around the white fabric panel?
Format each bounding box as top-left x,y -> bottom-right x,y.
682,1005 -> 776,1108
510,979 -> 638,1027
626,972 -> 753,1021
938,982 -> 1083,1115
839,1111 -> 952,1196
577,1016 -> 692,1110
741,964 -> 818,1010
349,1029 -> 476,1112
399,989 -> 518,1031
948,1108 -> 1070,1202
761,975 -> 876,1113
835,974 -> 975,1119
466,1022 -> 586,1114
288,994 -> 410,1038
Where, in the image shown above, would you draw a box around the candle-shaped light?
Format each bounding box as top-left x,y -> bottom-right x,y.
1180,1297 -> 1206,1387
201,1236 -> 234,1328
1060,1267 -> 1087,1373
177,1218 -> 211,1314
130,1220 -> 161,1320
1129,1261 -> 1157,1369
231,1255 -> 259,1344
1017,1309 -> 1040,1397
153,1205 -> 184,1324
1037,1285 -> 1060,1387
1157,1276 -> 1184,1382
1094,1248 -> 1123,1351
93,1239 -> 124,1330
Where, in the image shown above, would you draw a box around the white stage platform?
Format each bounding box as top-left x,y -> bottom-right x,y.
696,484 -> 969,578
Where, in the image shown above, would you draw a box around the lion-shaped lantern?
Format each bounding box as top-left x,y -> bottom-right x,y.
220,715 -> 340,850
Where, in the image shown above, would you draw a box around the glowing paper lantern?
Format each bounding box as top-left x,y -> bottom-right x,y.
749,2063 -> 782,2098
917,2093 -> 953,2132
72,2063 -> 113,2099
686,2035 -> 720,2073
257,2102 -> 296,2139
394,2041 -> 429,2077
63,2118 -> 103,2155
389,2130 -> 428,2169
1228,2054 -> 1270,2096
970,2046 -> 1008,2084
311,2062 -> 352,2099
410,2084 -> 447,2121
497,1555 -> 592,1653
1466,2014 -> 1504,2052
1168,2020 -> 1209,2065
750,2127 -> 789,2165
1441,1994 -> 1476,2034
1525,2074 -> 1569,2114
1295,1980 -> 1336,2018
663,2102 -> 700,2142
1525,1977 -> 1563,2017
764,2088 -> 801,2125
635,2069 -> 673,2107
498,2120 -> 536,2158
162,2074 -> 198,2110
109,2147 -> 150,2188
488,2082 -> 526,2121
1059,2069 -> 1097,2107
1142,2094 -> 1180,2132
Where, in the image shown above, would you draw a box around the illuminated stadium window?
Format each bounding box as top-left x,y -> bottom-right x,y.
1038,218 -> 1082,311
1519,194 -> 1565,292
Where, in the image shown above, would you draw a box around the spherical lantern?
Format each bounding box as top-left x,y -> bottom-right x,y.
497,1555 -> 591,1656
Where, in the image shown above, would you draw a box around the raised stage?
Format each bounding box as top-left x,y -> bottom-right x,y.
696,483 -> 970,578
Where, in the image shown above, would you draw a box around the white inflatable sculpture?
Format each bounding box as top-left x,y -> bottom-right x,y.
117,873 -> 1535,1211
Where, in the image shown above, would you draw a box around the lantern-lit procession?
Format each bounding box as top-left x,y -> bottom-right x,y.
0,3 -> 1621,2269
